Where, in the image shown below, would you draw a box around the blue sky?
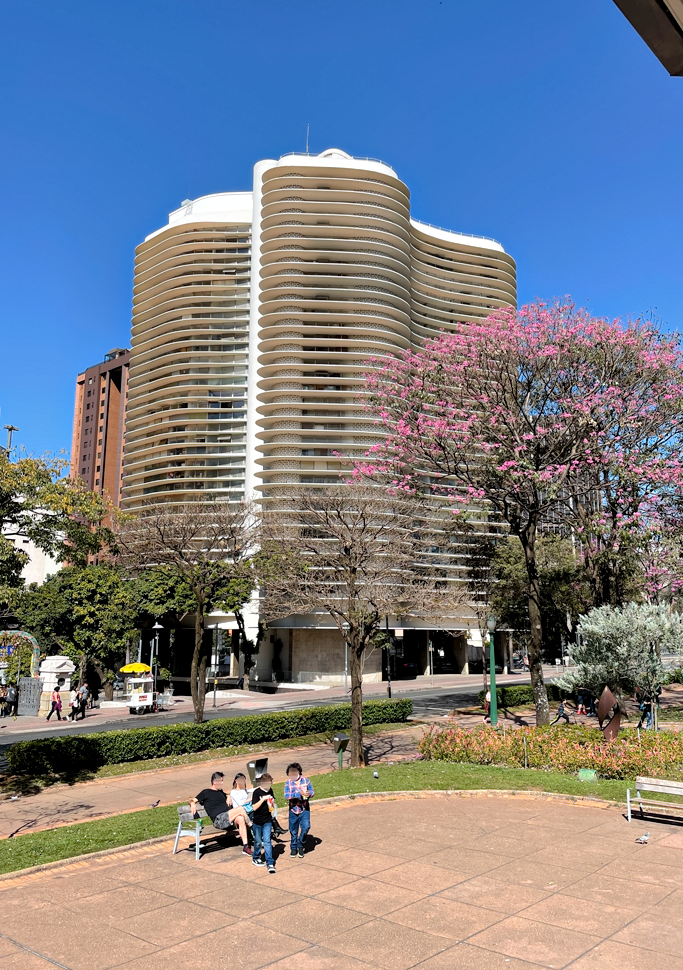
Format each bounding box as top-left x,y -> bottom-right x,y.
2,0 -> 682,458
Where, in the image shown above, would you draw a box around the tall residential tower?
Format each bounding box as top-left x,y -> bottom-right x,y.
120,149 -> 517,683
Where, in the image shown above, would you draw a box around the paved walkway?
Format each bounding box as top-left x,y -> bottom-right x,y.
0,724 -> 427,838
1,792 -> 682,969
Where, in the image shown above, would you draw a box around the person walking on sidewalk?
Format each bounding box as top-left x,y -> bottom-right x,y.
6,684 -> 17,718
69,686 -> 79,721
284,762 -> 314,859
77,682 -> 89,720
46,687 -> 63,721
251,772 -> 277,873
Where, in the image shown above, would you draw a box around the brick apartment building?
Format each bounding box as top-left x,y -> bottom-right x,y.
70,348 -> 130,505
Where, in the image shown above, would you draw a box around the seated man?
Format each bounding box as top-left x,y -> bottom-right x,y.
189,770 -> 252,856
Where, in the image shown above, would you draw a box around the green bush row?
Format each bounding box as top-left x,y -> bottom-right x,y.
478,684 -> 569,709
7,698 -> 413,776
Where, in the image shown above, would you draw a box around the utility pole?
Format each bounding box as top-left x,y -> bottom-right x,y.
4,425 -> 19,455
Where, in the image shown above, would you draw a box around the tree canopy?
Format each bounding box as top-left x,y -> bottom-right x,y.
364,300 -> 683,723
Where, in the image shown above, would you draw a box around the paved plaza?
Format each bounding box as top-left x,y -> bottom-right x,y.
1,792 -> 682,970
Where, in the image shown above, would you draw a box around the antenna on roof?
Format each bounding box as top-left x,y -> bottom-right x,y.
305,123 -> 310,153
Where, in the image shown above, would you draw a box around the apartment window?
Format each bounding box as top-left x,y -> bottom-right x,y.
88,378 -> 93,385
95,478 -> 100,485
98,438 -> 102,445
97,451 -> 101,458
96,465 -> 101,472
81,467 -> 86,474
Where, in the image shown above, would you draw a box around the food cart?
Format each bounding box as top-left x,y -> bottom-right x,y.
125,676 -> 158,714
120,662 -> 174,714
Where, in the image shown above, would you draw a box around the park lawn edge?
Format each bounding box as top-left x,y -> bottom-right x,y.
0,760 -> 651,877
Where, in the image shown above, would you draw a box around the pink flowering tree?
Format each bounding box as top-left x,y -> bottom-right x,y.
361,300 -> 683,724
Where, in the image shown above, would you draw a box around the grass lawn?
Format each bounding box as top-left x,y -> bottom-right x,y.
0,760 -> 637,877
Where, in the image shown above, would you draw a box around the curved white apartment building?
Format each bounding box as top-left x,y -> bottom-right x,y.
121,149 -> 516,681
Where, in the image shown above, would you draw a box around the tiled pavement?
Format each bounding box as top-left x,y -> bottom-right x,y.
1,792 -> 682,970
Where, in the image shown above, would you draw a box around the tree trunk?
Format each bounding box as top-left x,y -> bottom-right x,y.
349,639 -> 364,767
521,527 -> 549,725
191,598 -> 206,722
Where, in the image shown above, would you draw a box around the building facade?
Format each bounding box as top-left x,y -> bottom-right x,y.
71,348 -> 130,505
121,149 -> 517,683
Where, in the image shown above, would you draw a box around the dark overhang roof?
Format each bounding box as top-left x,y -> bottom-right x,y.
612,0 -> 683,75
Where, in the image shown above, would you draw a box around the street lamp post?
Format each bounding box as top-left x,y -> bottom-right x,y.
385,615 -> 392,699
487,615 -> 498,727
152,622 -> 163,694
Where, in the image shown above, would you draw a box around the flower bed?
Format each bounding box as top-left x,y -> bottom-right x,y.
418,722 -> 683,780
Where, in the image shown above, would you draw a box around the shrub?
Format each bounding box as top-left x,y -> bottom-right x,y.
418,721 -> 683,780
477,684 -> 569,709
7,698 -> 412,776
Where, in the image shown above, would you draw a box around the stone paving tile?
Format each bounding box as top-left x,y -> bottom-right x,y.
323,917 -> 450,970
316,876 -> 426,916
3,906 -> 159,970
362,836 -> 443,860
383,895 -> 503,940
466,832 -> 539,858
370,859 -> 467,893
134,866 -> 233,897
569,939 -> 683,970
111,920 -> 307,970
111,899 -> 239,946
253,897 -> 371,943
0,949 -> 60,969
612,914 -> 683,958
413,943 -> 542,970
489,858 -> 584,892
261,945 -> 379,969
596,857 -> 682,887
648,887 -> 683,917
517,891 -> 640,936
61,883 -> 176,921
0,938 -> 22,958
562,871 -> 673,910
257,861 -> 359,896
307,846 -> 400,877
523,838 -> 640,871
468,914 -> 601,966
421,845 -> 513,876
194,881 -> 300,918
438,876 -> 552,915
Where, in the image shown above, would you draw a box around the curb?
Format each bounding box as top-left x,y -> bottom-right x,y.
0,787 -> 626,884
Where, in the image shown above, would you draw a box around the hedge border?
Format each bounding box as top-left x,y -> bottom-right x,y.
7,698 -> 413,776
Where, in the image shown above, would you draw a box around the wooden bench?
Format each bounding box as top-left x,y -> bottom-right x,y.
627,776 -> 683,823
173,805 -> 238,861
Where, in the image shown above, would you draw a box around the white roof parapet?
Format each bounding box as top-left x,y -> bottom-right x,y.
411,218 -> 505,253
145,191 -> 253,241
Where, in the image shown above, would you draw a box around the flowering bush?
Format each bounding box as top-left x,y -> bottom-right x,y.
418,723 -> 683,780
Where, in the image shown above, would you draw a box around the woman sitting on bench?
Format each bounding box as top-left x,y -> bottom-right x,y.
189,771 -> 253,856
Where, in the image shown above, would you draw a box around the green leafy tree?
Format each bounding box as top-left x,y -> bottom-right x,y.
559,603 -> 683,709
0,454 -> 115,597
119,500 -> 259,722
16,565 -> 138,699
490,536 -> 592,659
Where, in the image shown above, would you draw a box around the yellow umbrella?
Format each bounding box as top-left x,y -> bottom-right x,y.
120,663 -> 152,674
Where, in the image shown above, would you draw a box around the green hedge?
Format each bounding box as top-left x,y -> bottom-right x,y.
477,684 -> 570,709
7,698 -> 413,776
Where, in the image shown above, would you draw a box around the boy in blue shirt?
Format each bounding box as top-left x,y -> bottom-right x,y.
284,761 -> 314,858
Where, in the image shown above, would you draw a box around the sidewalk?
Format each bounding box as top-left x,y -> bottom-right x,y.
0,723 -> 427,839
